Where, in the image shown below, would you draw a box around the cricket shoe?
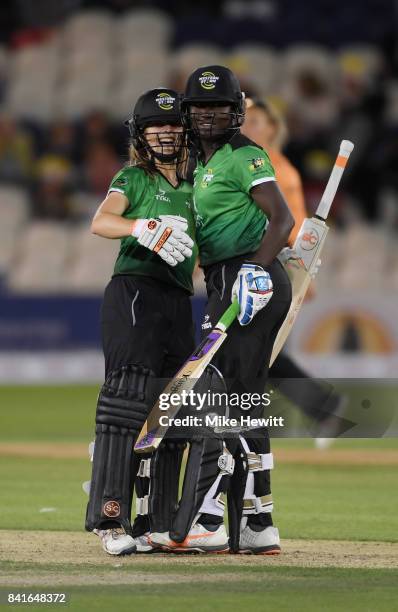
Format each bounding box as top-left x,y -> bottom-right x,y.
239,522 -> 281,555
133,533 -> 158,553
93,527 -> 136,556
149,524 -> 229,553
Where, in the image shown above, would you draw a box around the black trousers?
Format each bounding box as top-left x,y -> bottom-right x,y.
93,274 -> 195,534
101,275 -> 195,378
200,256 -> 292,534
202,256 -> 292,398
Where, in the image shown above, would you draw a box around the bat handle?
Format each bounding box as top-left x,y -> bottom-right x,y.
316,139 -> 354,220
216,300 -> 239,331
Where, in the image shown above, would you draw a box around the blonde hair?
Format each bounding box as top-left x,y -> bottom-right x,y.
128,142 -> 157,176
247,99 -> 288,151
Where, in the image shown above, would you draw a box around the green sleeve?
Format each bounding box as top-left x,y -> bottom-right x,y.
232,146 -> 276,194
107,166 -> 145,212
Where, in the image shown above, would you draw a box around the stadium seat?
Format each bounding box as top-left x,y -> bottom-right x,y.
63,10 -> 115,47
65,224 -> 118,292
337,44 -> 384,80
116,8 -> 173,50
228,44 -> 279,94
334,225 -> 387,290
172,44 -> 225,81
8,222 -> 71,293
110,51 -> 169,119
282,44 -> 336,82
0,186 -> 30,272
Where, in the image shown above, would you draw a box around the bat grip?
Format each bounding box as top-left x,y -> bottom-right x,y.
216,300 -> 239,331
316,140 -> 354,220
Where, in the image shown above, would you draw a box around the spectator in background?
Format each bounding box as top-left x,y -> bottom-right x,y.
76,109 -> 121,162
284,70 -> 338,143
31,154 -> 73,220
0,111 -> 34,184
46,119 -> 78,163
81,140 -> 120,196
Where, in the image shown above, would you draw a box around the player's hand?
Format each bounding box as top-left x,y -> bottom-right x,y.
278,247 -> 299,264
132,218 -> 193,267
231,263 -> 273,326
278,247 -> 321,279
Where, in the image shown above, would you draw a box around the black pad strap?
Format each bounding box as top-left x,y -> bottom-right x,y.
149,440 -> 186,534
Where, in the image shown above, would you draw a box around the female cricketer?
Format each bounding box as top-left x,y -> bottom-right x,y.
150,66 -> 294,554
84,88 -> 197,555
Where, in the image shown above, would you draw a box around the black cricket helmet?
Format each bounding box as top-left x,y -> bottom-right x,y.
125,88 -> 185,163
181,65 -> 245,137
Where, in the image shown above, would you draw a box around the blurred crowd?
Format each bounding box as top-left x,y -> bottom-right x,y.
1,2 -> 398,293
0,109 -> 126,221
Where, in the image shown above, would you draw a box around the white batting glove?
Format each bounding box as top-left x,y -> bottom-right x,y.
132,218 -> 193,267
231,263 -> 273,326
158,214 -> 189,232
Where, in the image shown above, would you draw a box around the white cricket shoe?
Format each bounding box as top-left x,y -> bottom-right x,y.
93,527 -> 136,556
133,533 -> 158,553
239,522 -> 281,555
150,524 -> 229,553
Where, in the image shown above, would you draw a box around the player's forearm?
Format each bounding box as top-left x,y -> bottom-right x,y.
251,214 -> 294,267
91,212 -> 135,239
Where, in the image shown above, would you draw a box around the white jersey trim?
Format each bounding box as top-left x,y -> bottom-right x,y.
250,177 -> 276,188
108,188 -> 125,195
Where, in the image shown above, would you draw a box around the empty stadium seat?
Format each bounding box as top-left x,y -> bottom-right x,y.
228,44 -> 279,94
8,222 -> 71,292
65,224 -> 118,292
116,8 -> 173,50
172,44 -> 225,80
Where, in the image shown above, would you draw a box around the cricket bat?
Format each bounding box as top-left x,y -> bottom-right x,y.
134,300 -> 240,453
269,139 -> 354,366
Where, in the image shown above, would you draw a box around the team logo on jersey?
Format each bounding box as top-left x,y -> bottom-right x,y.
155,92 -> 175,110
114,177 -> 128,187
248,157 -> 265,171
201,168 -> 214,188
155,188 -> 171,202
199,71 -> 219,90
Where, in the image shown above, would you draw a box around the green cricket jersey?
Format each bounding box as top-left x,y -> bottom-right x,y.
108,165 -> 197,294
192,133 -> 276,266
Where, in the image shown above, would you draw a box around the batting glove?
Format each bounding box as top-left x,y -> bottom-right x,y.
158,214 -> 189,232
231,263 -> 273,326
132,218 -> 193,267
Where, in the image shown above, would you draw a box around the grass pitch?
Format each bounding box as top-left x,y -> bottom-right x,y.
0,385 -> 397,611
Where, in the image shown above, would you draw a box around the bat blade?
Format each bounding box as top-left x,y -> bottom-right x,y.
135,330 -> 227,453
270,233 -> 325,365
270,139 -> 354,365
134,301 -> 239,453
